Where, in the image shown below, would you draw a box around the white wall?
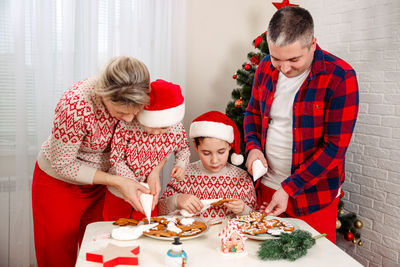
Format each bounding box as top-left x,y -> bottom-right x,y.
184,0 -> 273,161
298,1 -> 400,266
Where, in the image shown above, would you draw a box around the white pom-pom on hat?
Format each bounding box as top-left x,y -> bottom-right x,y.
189,111 -> 244,166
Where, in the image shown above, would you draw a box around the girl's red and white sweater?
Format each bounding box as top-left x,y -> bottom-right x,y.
37,78 -> 118,185
158,161 -> 258,220
108,120 -> 190,198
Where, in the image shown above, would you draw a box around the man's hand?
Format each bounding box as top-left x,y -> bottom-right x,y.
224,199 -> 245,215
261,187 -> 289,216
171,166 -> 185,181
176,194 -> 204,214
245,149 -> 268,176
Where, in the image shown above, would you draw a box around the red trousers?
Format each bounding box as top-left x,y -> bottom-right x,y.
259,183 -> 339,244
32,163 -> 105,267
103,189 -> 157,221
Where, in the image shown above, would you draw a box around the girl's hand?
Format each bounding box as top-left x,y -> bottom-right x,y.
224,199 -> 245,214
176,194 -> 204,214
147,170 -> 161,210
171,166 -> 185,181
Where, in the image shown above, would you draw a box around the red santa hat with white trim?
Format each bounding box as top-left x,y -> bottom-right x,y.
189,110 -> 244,166
137,79 -> 185,128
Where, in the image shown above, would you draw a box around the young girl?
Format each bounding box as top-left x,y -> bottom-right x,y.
158,111 -> 257,222
103,79 -> 190,221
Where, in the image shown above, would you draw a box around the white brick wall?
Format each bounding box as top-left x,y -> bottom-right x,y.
298,0 -> 400,266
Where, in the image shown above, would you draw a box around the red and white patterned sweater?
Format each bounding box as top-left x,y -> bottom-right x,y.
158,161 -> 258,220
108,120 -> 190,198
37,78 -> 118,185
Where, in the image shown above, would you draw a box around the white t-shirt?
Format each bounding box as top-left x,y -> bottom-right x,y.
262,69 -> 310,189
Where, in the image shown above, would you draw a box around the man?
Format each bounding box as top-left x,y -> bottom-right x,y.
244,6 -> 359,243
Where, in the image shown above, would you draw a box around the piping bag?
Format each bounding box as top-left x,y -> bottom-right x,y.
139,182 -> 153,222
252,159 -> 268,182
180,198 -> 222,217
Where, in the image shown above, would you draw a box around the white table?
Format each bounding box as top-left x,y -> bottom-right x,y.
76,218 -> 362,267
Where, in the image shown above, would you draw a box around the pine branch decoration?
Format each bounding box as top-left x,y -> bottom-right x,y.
257,230 -> 316,261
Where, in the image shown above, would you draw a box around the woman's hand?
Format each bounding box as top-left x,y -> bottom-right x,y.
93,170 -> 150,213
113,176 -> 150,214
176,194 -> 204,214
224,199 -> 245,214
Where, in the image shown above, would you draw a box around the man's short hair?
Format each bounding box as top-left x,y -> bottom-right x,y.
267,6 -> 314,47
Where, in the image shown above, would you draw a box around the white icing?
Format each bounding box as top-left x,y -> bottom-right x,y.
167,222 -> 182,233
180,218 -> 195,226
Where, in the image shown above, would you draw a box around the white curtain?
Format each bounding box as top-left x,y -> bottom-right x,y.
0,0 -> 186,265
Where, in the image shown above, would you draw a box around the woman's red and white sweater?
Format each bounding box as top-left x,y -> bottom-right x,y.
158,161 -> 258,220
37,78 -> 118,185
108,120 -> 190,198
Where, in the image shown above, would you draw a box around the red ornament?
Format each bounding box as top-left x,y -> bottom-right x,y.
345,231 -> 354,241
340,190 -> 344,198
232,74 -> 237,79
250,55 -> 260,65
272,0 -> 299,10
235,99 -> 243,108
254,36 -> 263,49
244,64 -> 251,71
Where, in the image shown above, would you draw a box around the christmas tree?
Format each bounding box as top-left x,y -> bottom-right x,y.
225,31 -> 269,162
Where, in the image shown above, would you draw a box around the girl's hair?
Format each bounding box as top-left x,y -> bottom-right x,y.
96,56 -> 150,107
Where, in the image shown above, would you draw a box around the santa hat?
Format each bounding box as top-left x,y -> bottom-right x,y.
189,111 -> 244,166
137,79 -> 185,128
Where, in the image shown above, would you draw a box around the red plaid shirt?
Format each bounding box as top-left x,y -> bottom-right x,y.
244,44 -> 359,216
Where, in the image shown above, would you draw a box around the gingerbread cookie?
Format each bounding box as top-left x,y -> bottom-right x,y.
250,211 -> 266,222
143,216 -> 207,238
113,218 -> 139,226
210,199 -> 234,206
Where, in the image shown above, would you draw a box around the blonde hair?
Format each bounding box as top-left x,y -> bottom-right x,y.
96,56 -> 150,107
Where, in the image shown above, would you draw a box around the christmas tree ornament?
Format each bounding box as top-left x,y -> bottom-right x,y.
232,74 -> 237,79
358,240 -> 363,246
336,219 -> 341,229
250,55 -> 260,65
345,231 -> 354,241
352,238 -> 357,244
339,208 -> 344,215
354,220 -> 363,229
234,99 -> 243,108
86,243 -> 140,267
244,64 -> 251,71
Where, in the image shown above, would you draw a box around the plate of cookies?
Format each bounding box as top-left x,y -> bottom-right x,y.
233,211 -> 296,240
141,216 -> 209,241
